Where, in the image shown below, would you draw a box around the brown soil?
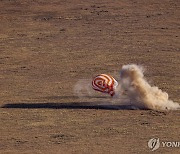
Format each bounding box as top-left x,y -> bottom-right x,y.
0,0 -> 179,153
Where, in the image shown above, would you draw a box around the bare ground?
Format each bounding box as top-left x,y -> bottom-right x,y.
0,0 -> 180,153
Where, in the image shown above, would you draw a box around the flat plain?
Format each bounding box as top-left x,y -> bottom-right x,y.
0,0 -> 179,153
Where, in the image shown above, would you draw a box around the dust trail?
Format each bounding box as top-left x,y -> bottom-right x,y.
73,79 -> 94,98
118,64 -> 180,110
73,79 -> 112,106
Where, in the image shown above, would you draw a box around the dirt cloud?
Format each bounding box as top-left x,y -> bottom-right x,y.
117,64 -> 179,110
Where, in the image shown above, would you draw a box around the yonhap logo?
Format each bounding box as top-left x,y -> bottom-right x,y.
162,141 -> 180,148
148,138 -> 180,151
148,138 -> 160,151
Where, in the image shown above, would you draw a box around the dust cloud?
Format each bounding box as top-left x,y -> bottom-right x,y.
74,64 -> 180,110
118,64 -> 179,110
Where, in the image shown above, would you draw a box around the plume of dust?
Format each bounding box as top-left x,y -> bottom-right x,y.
73,79 -> 94,98
73,79 -> 111,105
117,64 -> 180,110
